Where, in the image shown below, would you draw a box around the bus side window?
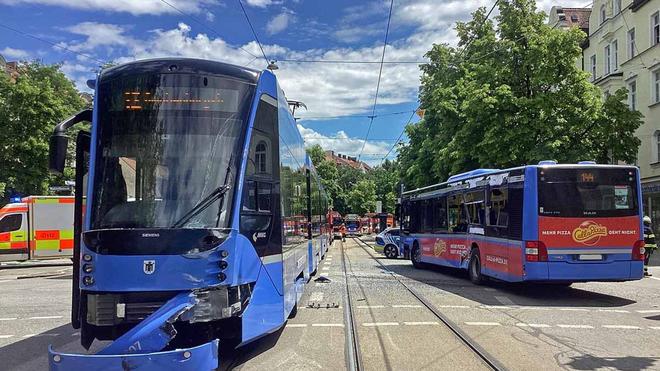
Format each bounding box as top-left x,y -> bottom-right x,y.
448,195 -> 467,233
507,187 -> 524,240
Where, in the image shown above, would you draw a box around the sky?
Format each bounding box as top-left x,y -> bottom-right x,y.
0,0 -> 588,165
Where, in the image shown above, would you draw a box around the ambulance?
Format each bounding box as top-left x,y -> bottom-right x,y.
0,196 -> 74,262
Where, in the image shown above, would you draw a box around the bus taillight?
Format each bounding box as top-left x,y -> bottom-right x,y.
632,240 -> 646,261
525,241 -> 548,262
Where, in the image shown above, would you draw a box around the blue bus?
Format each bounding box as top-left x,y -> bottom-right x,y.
400,162 -> 645,285
47,58 -> 330,370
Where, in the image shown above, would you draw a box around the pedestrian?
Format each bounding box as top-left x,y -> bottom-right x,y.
643,216 -> 657,277
340,223 -> 346,242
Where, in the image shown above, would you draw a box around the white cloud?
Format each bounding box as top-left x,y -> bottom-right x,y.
244,0 -> 276,8
297,124 -> 391,165
0,0 -> 216,15
0,47 -> 30,59
58,22 -> 132,52
266,10 -> 294,35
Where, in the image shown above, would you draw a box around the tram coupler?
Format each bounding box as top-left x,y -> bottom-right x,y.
48,291 -> 221,370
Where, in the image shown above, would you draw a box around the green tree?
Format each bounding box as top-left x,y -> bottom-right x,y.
399,0 -> 642,189
306,144 -> 342,209
346,179 -> 377,215
0,61 -> 86,203
369,159 -> 400,213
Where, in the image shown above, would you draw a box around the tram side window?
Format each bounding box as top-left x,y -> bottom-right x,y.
0,214 -> 22,233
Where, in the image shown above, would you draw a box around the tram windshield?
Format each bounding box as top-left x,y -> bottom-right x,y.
90,73 -> 254,229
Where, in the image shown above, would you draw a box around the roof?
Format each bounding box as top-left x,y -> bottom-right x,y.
324,150 -> 371,171
550,6 -> 591,32
100,58 -> 261,84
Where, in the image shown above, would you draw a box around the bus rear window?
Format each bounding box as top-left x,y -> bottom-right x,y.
538,168 -> 638,217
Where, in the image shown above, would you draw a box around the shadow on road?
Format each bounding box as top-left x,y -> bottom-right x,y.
0,323 -> 83,371
376,256 -> 637,308
218,326 -> 284,371
565,354 -> 659,371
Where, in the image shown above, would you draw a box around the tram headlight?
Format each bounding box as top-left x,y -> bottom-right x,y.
83,254 -> 92,262
220,250 -> 229,258
82,263 -> 94,273
83,276 -> 95,286
219,260 -> 228,270
218,272 -> 227,282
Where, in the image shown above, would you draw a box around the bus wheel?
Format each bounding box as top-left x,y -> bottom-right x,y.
384,245 -> 398,259
468,249 -> 485,285
411,244 -> 423,269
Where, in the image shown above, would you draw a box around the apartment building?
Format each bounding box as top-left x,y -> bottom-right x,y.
582,0 -> 660,228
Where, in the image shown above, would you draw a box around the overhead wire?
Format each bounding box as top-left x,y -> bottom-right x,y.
379,108 -> 419,164
237,0 -> 269,65
277,59 -> 427,64
0,22 -> 106,65
298,109 -> 416,120
157,0 -> 259,60
357,0 -> 395,163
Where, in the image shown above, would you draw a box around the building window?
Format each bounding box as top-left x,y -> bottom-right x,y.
600,4 -> 606,24
652,12 -> 660,46
604,45 -> 611,75
612,40 -> 618,71
628,80 -> 637,110
255,141 -> 267,173
590,55 -> 597,80
614,0 -> 621,14
654,69 -> 660,104
628,28 -> 636,59
655,130 -> 660,163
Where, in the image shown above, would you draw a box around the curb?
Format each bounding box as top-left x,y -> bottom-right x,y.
0,262 -> 72,270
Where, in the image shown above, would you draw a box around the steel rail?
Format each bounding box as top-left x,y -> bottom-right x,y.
354,237 -> 507,371
340,240 -> 363,371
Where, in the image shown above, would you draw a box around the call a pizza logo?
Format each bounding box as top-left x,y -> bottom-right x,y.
433,239 -> 447,257
572,221 -> 608,246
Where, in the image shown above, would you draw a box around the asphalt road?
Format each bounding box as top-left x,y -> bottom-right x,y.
1,240 -> 659,370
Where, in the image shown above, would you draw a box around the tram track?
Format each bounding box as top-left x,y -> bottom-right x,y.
340,239 -> 363,371
352,237 -> 507,371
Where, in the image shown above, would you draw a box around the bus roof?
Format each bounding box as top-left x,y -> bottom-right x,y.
402,162 -> 637,198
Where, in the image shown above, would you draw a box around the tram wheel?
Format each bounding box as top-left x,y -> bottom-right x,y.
468,248 -> 485,285
384,244 -> 398,259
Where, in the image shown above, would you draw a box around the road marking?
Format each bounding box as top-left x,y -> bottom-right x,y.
636,310 -> 660,313
597,309 -> 629,313
649,327 -> 660,330
357,305 -> 386,309
28,316 -> 63,320
602,325 -> 640,329
403,321 -> 439,326
363,322 -> 399,327
516,306 -> 551,311
311,323 -> 344,327
557,324 -> 594,329
559,308 -> 589,312
495,296 -> 515,305
321,267 -> 330,271
309,292 -> 324,302
0,335 -> 13,339
516,323 -> 551,328
480,305 -> 510,309
71,332 -> 80,336
437,305 -> 470,308
465,322 -> 501,326
649,276 -> 660,281
0,318 -> 17,321
0,280 -> 10,283
392,304 -> 423,308
483,288 -> 496,291
287,324 -> 308,328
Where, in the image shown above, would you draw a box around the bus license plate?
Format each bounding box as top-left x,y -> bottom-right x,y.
579,254 -> 602,261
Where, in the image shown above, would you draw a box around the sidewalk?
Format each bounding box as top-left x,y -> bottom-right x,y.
0,258 -> 72,270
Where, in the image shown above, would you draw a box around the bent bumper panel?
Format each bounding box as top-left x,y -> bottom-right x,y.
48,340 -> 219,371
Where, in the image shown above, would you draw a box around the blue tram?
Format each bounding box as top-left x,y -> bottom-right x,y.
47,58 -> 330,370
